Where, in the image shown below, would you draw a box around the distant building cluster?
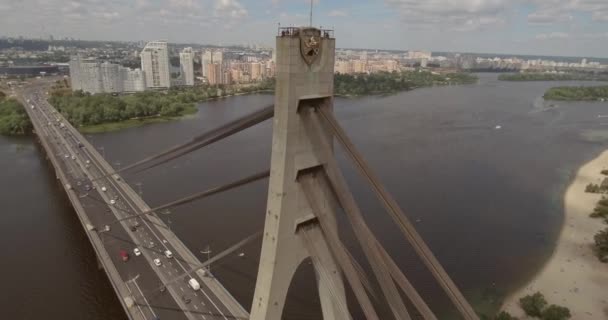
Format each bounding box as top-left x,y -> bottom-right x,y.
67,39 -> 275,94
334,50 -> 432,75
200,49 -> 274,85
69,56 -> 145,94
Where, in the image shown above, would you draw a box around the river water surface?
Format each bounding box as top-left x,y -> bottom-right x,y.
2,73 -> 608,319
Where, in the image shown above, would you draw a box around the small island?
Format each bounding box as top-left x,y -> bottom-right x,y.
0,91 -> 31,135
499,72 -> 608,82
543,86 -> 608,101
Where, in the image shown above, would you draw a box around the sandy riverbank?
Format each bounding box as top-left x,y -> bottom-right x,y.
501,150 -> 608,319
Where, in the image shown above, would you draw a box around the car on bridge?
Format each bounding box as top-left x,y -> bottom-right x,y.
164,250 -> 173,259
119,250 -> 129,262
133,248 -> 141,256
153,258 -> 162,266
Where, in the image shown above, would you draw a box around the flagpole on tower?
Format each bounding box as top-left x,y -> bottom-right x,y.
309,0 -> 313,26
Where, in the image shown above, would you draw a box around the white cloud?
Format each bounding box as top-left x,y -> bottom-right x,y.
214,0 -> 248,19
385,0 -> 510,30
535,32 -> 569,40
527,0 -> 608,24
328,10 -> 348,17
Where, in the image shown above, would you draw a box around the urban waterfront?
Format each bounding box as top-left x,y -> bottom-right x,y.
2,74 -> 608,318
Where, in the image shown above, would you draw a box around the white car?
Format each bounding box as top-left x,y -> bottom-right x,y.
164,250 -> 173,259
133,248 -> 141,256
101,186 -> 107,192
110,199 -> 116,205
64,154 -> 69,158
85,160 -> 90,164
71,156 -> 76,160
153,258 -> 162,266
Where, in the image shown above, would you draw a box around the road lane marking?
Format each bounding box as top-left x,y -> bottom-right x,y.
194,305 -> 199,310
180,287 -> 184,292
132,277 -> 158,318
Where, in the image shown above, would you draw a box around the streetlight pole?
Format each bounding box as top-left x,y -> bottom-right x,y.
98,146 -> 105,159
200,245 -> 211,274
135,182 -> 143,196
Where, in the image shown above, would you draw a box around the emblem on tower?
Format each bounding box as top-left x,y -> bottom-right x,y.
299,27 -> 322,65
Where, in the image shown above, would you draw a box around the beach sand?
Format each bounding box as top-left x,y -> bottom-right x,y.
501,150 -> 608,319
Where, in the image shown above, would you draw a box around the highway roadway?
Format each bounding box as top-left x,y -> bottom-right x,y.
20,82 -> 246,320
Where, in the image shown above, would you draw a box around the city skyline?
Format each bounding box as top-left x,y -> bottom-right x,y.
1,1 -> 608,58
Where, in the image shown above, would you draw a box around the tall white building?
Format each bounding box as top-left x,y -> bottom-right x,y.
140,40 -> 171,89
120,67 -> 146,92
212,51 -> 223,67
69,55 -> 145,94
201,50 -> 212,79
179,47 -> 195,86
69,56 -> 102,94
100,62 -> 122,93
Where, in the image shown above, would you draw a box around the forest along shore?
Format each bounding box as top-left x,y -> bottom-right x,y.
501,150 -> 608,319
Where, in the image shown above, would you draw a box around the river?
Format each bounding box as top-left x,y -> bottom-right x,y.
2,73 -> 608,319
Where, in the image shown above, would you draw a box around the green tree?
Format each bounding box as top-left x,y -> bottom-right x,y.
495,311 -> 518,320
541,305 -> 571,320
519,292 -> 547,317
594,228 -> 608,262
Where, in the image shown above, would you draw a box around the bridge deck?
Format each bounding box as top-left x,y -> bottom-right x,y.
20,82 -> 248,320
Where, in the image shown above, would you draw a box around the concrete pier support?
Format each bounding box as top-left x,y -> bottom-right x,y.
250,27 -> 348,320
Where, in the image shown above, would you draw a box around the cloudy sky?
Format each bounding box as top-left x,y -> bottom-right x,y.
1,0 -> 608,57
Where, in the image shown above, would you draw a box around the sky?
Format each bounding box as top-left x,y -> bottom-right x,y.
1,0 -> 608,58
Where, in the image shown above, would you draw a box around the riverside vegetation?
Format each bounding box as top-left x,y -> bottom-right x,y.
49,78 -> 275,133
48,71 -> 477,133
0,91 -> 31,135
6,70 -> 476,135
583,170 -> 608,262
489,292 -> 571,320
499,72 -> 608,82
543,86 -> 608,101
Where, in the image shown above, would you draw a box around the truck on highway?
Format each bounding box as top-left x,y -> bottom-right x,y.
187,278 -> 200,291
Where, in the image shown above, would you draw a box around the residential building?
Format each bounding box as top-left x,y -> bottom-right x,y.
201,50 -> 212,80
69,55 -> 144,94
120,67 -> 146,92
140,40 -> 171,89
179,47 -> 194,86
207,63 -> 221,85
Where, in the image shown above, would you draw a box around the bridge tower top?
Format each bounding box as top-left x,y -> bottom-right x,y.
250,26 -> 345,320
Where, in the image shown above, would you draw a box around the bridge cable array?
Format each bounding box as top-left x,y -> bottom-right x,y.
312,107 -> 479,320
104,169 -> 270,227
91,105 -> 274,182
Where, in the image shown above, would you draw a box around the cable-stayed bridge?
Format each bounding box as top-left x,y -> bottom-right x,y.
19,27 -> 479,320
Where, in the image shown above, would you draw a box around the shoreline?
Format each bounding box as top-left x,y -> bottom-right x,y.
501,150 -> 608,319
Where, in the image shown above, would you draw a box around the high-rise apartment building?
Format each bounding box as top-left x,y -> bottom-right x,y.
212,51 -> 223,67
100,62 -> 122,92
120,67 -> 146,92
207,63 -> 221,85
179,47 -> 195,86
69,55 -> 145,94
250,62 -> 262,81
201,50 -> 212,79
140,40 -> 171,89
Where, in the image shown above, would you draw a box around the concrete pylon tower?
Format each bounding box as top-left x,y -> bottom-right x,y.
250,27 -> 347,320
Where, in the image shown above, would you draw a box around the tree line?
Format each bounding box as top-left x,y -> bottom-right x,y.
49,79 -> 275,128
499,72 -> 608,82
543,86 -> 608,101
334,71 -> 477,96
